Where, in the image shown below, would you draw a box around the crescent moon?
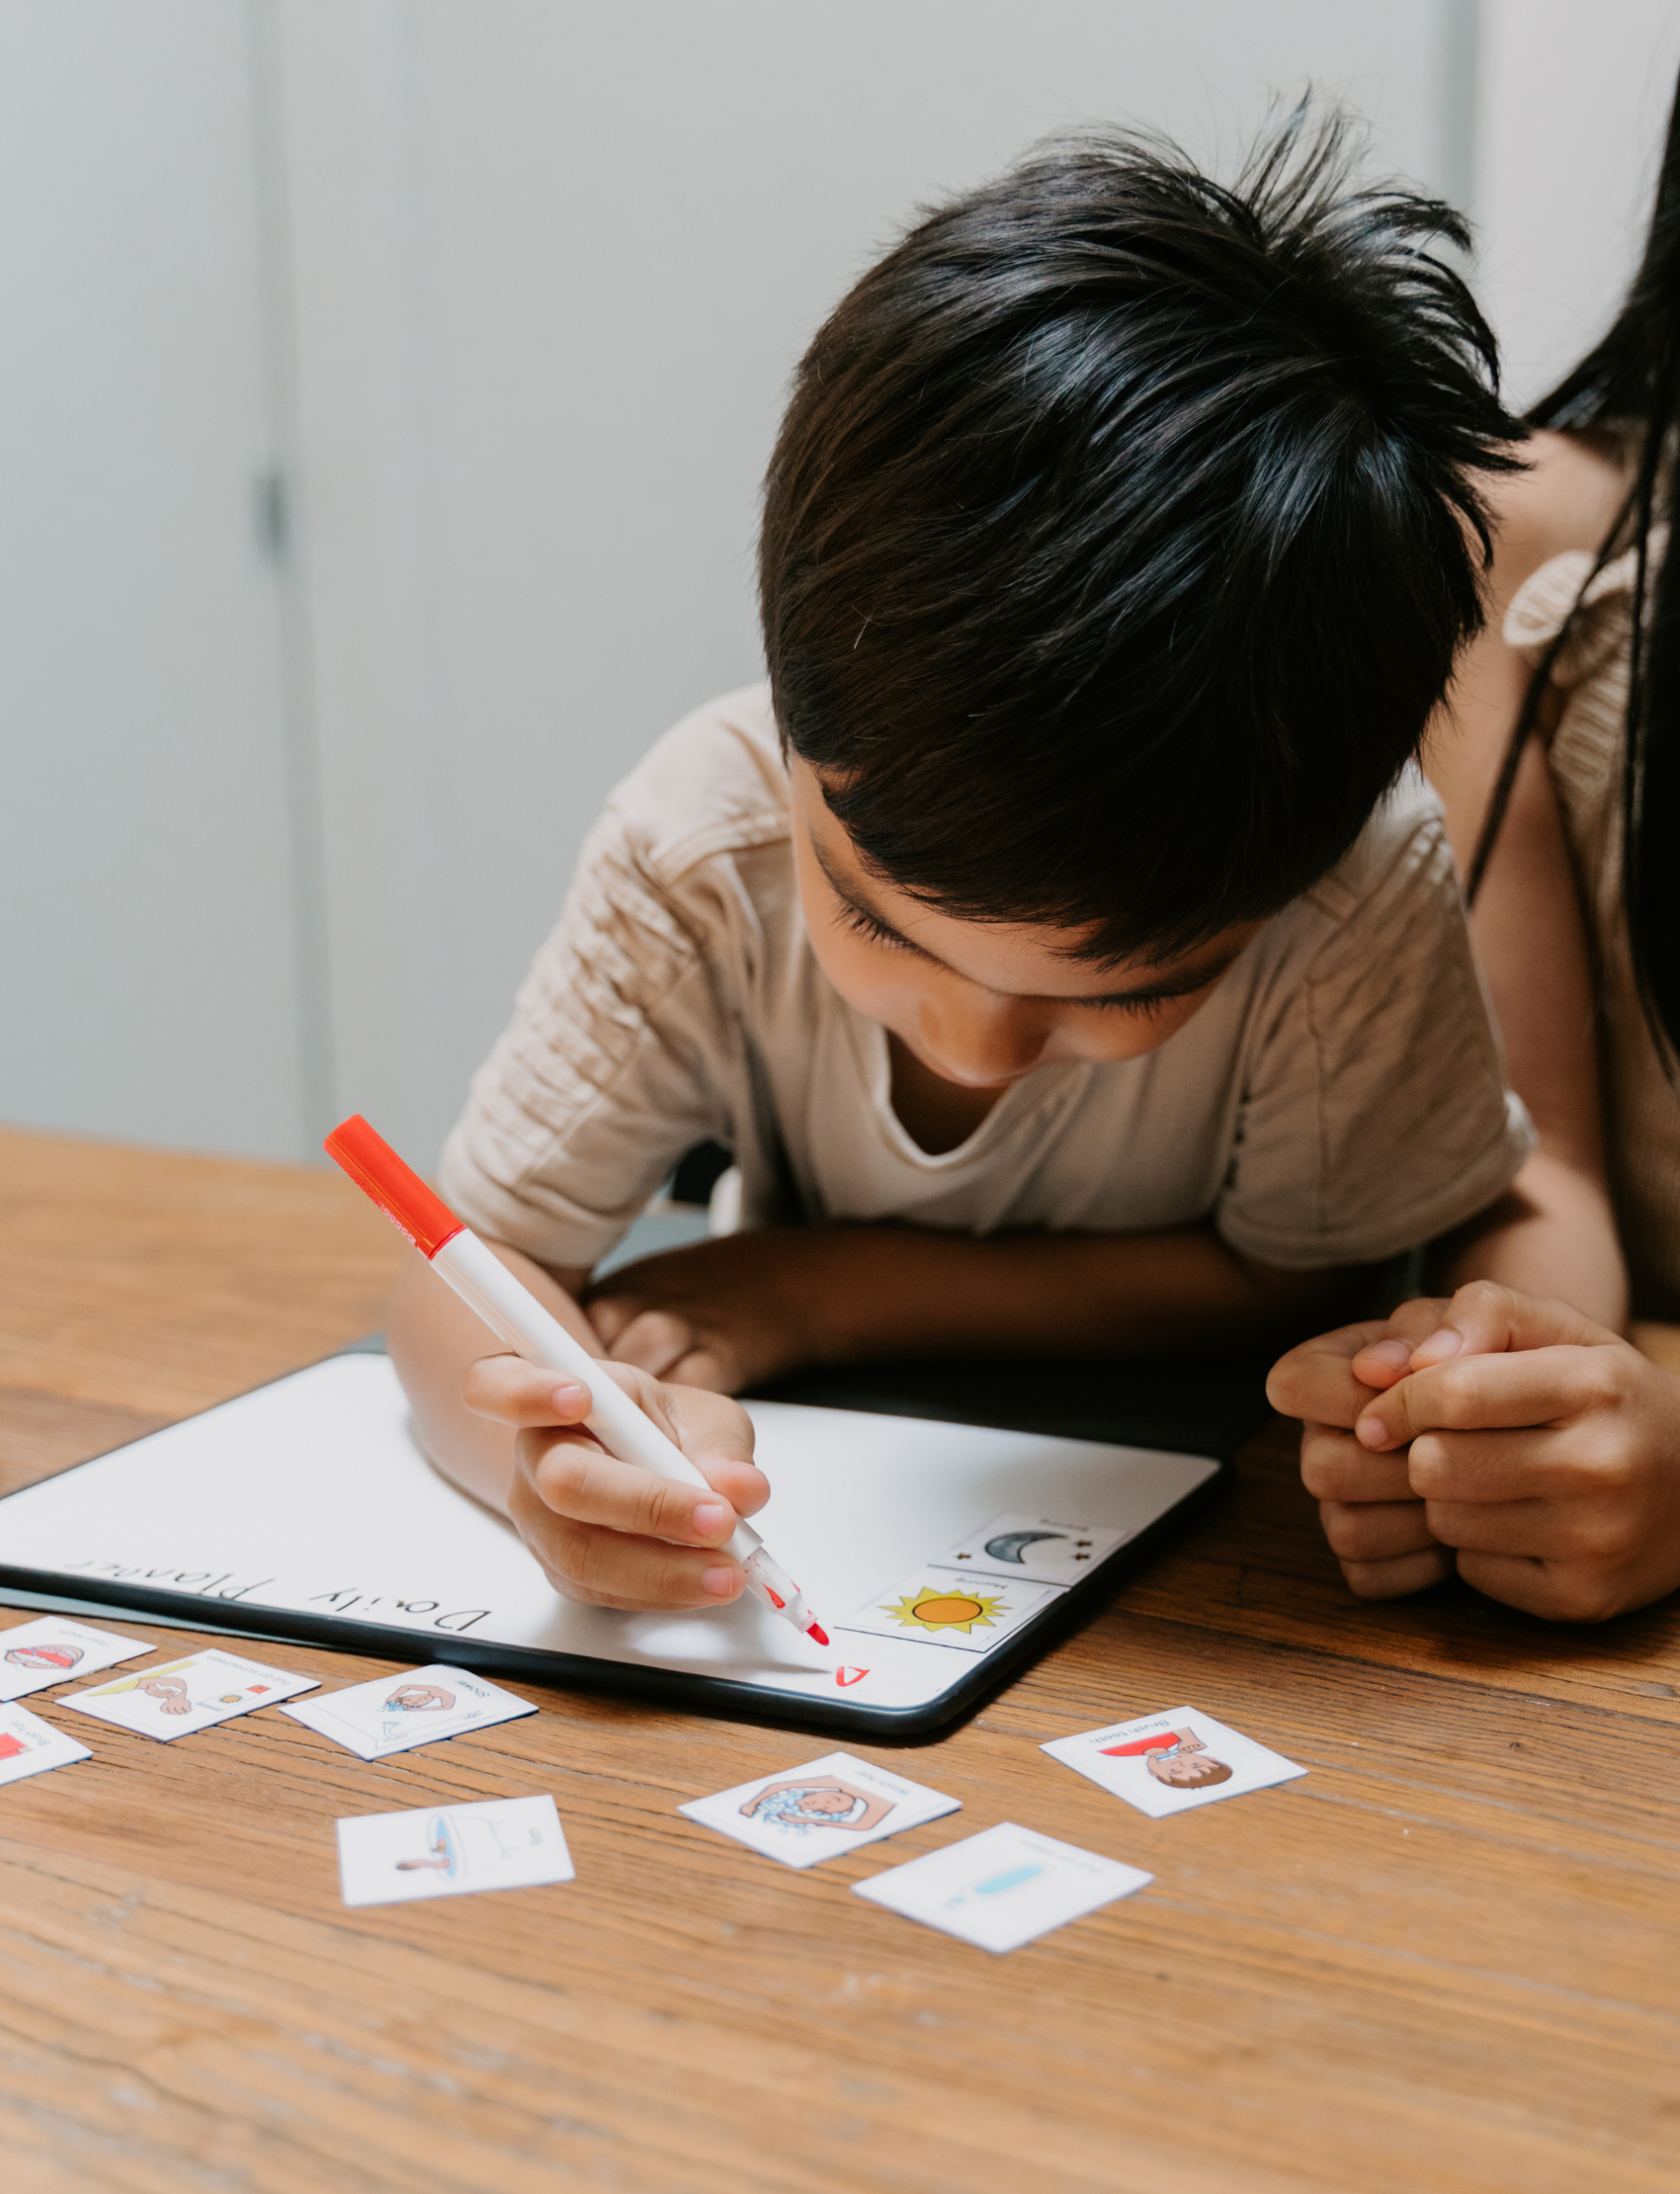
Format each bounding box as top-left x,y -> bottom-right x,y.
983,1529 -> 1068,1564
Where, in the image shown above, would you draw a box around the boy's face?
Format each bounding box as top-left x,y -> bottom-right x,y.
1148,1750 -> 1226,1788
791,757 -> 1260,1089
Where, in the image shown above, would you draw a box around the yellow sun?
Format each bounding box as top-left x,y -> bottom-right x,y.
882,1584 -> 1008,1635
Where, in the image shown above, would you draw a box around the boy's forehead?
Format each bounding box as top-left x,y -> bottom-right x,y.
793,754 -> 1251,999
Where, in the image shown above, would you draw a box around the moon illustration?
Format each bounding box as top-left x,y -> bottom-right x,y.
983,1529 -> 1068,1564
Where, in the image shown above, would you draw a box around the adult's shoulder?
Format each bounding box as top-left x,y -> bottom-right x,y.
1422,433 -> 1636,858
602,682 -> 791,887
1479,428 -> 1634,616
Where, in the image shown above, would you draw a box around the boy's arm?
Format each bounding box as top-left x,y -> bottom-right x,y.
582,1221 -> 1370,1392
388,1240 -> 594,1511
385,1243 -> 771,1611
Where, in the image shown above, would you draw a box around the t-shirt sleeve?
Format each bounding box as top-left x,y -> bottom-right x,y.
1214,780 -> 1535,1272
437,802 -> 742,1272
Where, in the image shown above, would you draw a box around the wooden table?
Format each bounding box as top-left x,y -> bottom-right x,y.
2,1126 -> 1677,2194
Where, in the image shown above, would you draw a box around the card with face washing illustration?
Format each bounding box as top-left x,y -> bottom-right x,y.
853,1821 -> 1151,1954
0,1616 -> 151,1701
1042,1706 -> 1307,1817
281,1664 -> 537,1760
679,1750 -> 960,1869
62,1647 -> 318,1740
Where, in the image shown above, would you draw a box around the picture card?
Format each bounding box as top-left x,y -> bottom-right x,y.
1042,1706 -> 1307,1817
854,1821 -> 1151,1955
62,1646 -> 318,1741
836,1569 -> 1061,1656
679,1750 -> 960,1869
0,1701 -> 92,1787
337,1794 -> 573,1906
934,1511 -> 1134,1587
0,1616 -> 151,1701
280,1663 -> 537,1761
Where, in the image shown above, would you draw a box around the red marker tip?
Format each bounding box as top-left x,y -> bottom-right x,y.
805,1622 -> 830,1646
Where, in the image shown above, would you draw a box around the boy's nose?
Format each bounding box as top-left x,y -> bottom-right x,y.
917,996 -> 1047,1085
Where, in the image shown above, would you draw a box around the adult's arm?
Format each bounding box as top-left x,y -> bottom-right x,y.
1422,429 -> 1632,1331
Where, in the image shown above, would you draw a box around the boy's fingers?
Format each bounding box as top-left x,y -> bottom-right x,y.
1299,1424 -> 1416,1503
525,1430 -> 740,1545
508,1498 -> 746,1610
1318,1497 -> 1440,1563
462,1352 -> 592,1427
1336,1546 -> 1456,1600
1404,1281 -> 1622,1370
1355,1345 -> 1634,1452
584,1363 -> 769,1519
651,1377 -> 770,1518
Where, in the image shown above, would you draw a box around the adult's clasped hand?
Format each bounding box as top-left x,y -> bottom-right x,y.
1267,1281 -> 1680,1622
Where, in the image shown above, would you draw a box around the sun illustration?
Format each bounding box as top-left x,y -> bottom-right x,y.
882,1584 -> 1008,1635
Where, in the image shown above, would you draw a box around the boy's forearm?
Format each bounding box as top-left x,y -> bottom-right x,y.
793,1223 -> 1363,1365
1429,1151 -> 1629,1332
384,1240 -> 596,1508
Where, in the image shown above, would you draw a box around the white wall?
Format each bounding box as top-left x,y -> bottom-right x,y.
1473,0 -> 1680,409
276,0 -> 1472,1167
15,0 -> 1669,1169
0,1 -> 309,1154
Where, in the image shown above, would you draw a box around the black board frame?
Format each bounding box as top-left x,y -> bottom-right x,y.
0,1341 -> 1266,1740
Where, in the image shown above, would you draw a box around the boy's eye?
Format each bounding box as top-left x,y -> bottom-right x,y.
1084,977 -> 1216,1017
836,897 -> 911,952
1087,989 -> 1177,1017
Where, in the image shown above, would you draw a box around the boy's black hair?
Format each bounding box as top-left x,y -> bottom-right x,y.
760,106 -> 1521,964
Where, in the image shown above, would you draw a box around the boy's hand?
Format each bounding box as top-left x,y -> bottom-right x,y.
1271,1283 -> 1680,1621
583,1232 -> 834,1392
461,1353 -> 770,1611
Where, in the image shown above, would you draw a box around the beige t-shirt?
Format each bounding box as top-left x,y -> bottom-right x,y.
441,685 -> 1532,1274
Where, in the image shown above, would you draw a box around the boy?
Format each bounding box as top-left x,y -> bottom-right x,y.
389,116 -> 1531,1614
1099,1730 -> 1234,1792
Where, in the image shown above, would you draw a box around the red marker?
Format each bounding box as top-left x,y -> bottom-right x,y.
325,1116 -> 830,1650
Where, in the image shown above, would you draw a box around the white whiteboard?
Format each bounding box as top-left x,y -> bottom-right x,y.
0,1355 -> 1218,1729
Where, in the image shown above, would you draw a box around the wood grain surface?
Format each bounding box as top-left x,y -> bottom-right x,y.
1,1126 -> 1677,2194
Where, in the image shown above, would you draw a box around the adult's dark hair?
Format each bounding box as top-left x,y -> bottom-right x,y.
1469,66 -> 1680,1070
760,105 -> 1521,964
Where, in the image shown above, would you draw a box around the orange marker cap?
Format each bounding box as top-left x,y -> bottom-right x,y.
324,1114 -> 465,1259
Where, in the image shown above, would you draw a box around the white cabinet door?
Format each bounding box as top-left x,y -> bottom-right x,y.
0,1 -> 314,1158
